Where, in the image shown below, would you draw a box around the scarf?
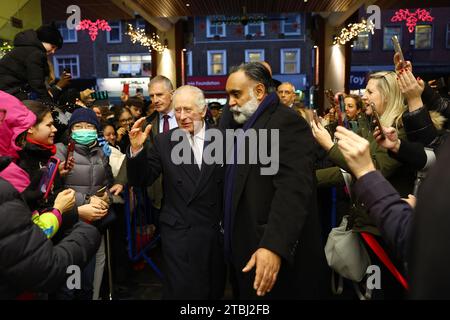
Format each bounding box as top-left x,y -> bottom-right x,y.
223,92 -> 278,259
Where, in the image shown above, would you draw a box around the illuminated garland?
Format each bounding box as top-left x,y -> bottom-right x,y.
0,42 -> 13,58
391,8 -> 434,33
76,19 -> 111,41
333,19 -> 375,45
126,24 -> 166,54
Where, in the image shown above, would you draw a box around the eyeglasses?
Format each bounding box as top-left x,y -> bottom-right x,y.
120,117 -> 133,123
73,123 -> 96,130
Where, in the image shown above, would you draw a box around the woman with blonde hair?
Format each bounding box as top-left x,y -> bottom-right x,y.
312,71 -> 415,300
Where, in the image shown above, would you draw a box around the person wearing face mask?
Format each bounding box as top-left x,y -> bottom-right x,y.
0,23 -> 63,101
0,91 -> 100,299
54,108 -> 125,300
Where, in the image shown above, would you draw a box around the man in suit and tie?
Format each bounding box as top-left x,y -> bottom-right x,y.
223,62 -> 328,299
127,85 -> 226,299
142,75 -> 178,218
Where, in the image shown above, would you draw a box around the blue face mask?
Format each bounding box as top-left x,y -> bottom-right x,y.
71,129 -> 98,145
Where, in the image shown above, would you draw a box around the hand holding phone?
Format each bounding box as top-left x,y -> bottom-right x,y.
123,83 -> 129,95
372,108 -> 385,140
95,186 -> 107,197
392,35 -> 406,70
64,141 -> 75,170
38,156 -> 61,199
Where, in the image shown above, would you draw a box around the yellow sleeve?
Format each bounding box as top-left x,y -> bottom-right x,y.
31,210 -> 60,238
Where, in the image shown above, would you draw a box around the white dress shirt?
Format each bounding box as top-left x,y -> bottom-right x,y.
188,122 -> 205,170
159,109 -> 178,133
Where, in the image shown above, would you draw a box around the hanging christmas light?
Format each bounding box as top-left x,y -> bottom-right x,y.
126,24 -> 167,54
76,19 -> 111,41
333,19 -> 375,45
391,8 -> 434,33
0,42 -> 13,58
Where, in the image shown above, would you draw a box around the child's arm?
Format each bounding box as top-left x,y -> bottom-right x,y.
31,208 -> 62,239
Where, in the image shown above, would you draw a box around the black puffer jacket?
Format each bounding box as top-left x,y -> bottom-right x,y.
0,30 -> 50,101
0,158 -> 100,299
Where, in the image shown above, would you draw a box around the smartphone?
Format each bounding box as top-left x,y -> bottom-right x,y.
136,87 -> 143,95
63,67 -> 71,74
122,83 -> 129,95
95,186 -> 107,197
64,141 -> 75,170
372,109 -> 385,140
312,109 -> 320,125
38,156 -> 61,199
392,35 -> 405,69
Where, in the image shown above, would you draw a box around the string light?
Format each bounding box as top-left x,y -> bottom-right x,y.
391,8 -> 434,33
76,19 -> 111,41
333,19 -> 375,45
126,24 -> 167,54
0,42 -> 13,58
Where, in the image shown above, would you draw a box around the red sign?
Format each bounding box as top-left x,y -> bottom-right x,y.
186,76 -> 227,91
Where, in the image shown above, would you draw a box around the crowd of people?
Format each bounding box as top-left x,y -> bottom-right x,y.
0,23 -> 450,301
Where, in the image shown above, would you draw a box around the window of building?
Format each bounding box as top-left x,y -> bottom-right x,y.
107,21 -> 122,43
383,26 -> 401,50
207,50 -> 226,75
135,19 -> 146,30
108,54 -> 151,77
245,21 -> 265,37
280,48 -> 300,74
352,31 -> 371,51
447,24 -> 450,48
415,24 -> 433,49
206,16 -> 226,38
245,49 -> 265,63
56,22 -> 77,43
186,51 -> 193,76
53,55 -> 79,78
281,14 -> 301,35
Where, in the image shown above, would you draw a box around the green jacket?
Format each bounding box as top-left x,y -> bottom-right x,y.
317,122 -> 415,234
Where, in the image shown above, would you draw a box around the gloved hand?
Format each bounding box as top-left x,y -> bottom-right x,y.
98,137 -> 111,157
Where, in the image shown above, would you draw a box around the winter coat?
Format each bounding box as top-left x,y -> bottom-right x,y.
0,157 -> 100,299
18,141 -> 79,239
0,30 -> 51,101
55,142 -> 114,207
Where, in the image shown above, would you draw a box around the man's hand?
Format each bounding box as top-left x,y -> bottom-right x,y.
78,203 -> 108,222
58,156 -> 75,177
89,195 -> 109,210
56,72 -> 72,89
242,248 -> 281,297
334,126 -> 376,179
54,188 -> 76,213
374,126 -> 401,153
110,184 -> 123,196
129,117 -> 152,154
311,119 -> 334,151
402,194 -> 417,208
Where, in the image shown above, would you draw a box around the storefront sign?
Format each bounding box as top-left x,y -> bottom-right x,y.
187,76 -> 227,91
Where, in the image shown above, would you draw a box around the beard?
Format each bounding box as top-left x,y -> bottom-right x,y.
230,90 -> 259,124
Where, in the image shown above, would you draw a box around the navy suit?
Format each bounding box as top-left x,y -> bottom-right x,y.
127,126 -> 226,299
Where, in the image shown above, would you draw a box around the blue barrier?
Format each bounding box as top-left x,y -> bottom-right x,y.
124,186 -> 163,279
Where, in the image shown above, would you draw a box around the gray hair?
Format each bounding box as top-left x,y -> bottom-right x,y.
278,82 -> 296,92
172,85 -> 206,112
148,75 -> 174,91
230,62 -> 274,93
